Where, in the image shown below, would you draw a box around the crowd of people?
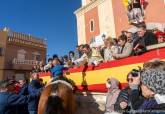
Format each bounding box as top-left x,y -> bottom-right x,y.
0,23 -> 165,114
0,59 -> 165,114
34,24 -> 165,74
0,72 -> 75,114
0,73 -> 43,114
105,59 -> 165,114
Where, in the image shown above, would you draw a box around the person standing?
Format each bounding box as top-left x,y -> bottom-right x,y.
129,0 -> 144,24
18,78 -> 29,114
28,73 -> 43,114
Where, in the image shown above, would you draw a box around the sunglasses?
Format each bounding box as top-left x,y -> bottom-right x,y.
127,78 -> 133,82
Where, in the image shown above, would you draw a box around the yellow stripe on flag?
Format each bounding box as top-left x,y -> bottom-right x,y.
65,63 -> 143,85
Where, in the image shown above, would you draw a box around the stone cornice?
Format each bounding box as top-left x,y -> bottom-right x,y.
7,37 -> 47,49
74,0 -> 106,17
1,28 -> 47,46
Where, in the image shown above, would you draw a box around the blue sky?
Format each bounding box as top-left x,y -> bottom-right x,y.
0,0 -> 81,57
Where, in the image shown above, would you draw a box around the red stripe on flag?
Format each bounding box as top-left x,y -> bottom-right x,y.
74,83 -> 128,92
68,48 -> 165,73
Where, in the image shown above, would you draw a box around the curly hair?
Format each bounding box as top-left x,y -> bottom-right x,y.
143,59 -> 165,70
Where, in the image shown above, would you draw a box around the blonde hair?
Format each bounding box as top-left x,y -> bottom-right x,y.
106,37 -> 114,45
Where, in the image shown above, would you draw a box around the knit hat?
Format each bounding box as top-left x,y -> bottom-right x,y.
140,69 -> 165,95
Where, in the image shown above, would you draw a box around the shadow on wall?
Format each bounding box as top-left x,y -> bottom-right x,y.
76,64 -> 105,114
76,91 -> 105,114
65,64 -> 105,114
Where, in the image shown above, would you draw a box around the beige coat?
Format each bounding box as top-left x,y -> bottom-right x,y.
114,42 -> 133,59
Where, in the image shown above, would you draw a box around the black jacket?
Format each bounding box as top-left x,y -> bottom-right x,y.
133,31 -> 158,55
114,87 -> 131,114
115,85 -> 165,114
129,89 -> 165,114
18,84 -> 29,114
114,86 -> 145,114
28,80 -> 42,111
143,31 -> 158,46
134,31 -> 158,47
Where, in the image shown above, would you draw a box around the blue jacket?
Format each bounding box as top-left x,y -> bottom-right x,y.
28,80 -> 42,111
18,84 -> 29,114
19,84 -> 29,96
0,92 -> 35,114
51,64 -> 64,77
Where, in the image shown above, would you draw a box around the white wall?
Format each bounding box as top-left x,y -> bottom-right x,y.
98,0 -> 116,38
81,0 -> 86,6
76,14 -> 86,45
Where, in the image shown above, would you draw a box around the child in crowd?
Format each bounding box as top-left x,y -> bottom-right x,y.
51,57 -> 64,80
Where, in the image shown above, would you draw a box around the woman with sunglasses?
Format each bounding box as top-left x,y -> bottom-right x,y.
114,69 -> 144,114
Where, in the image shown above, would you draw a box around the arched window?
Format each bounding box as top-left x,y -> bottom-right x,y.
90,20 -> 94,32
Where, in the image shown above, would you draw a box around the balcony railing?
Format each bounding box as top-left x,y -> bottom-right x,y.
12,58 -> 39,65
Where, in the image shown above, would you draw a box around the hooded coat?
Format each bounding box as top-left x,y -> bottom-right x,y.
105,78 -> 121,113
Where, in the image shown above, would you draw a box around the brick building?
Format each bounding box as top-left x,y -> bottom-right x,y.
75,0 -> 165,44
0,28 -> 47,80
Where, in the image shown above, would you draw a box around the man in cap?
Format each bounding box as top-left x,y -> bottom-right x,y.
28,73 -> 43,114
0,79 -> 37,114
